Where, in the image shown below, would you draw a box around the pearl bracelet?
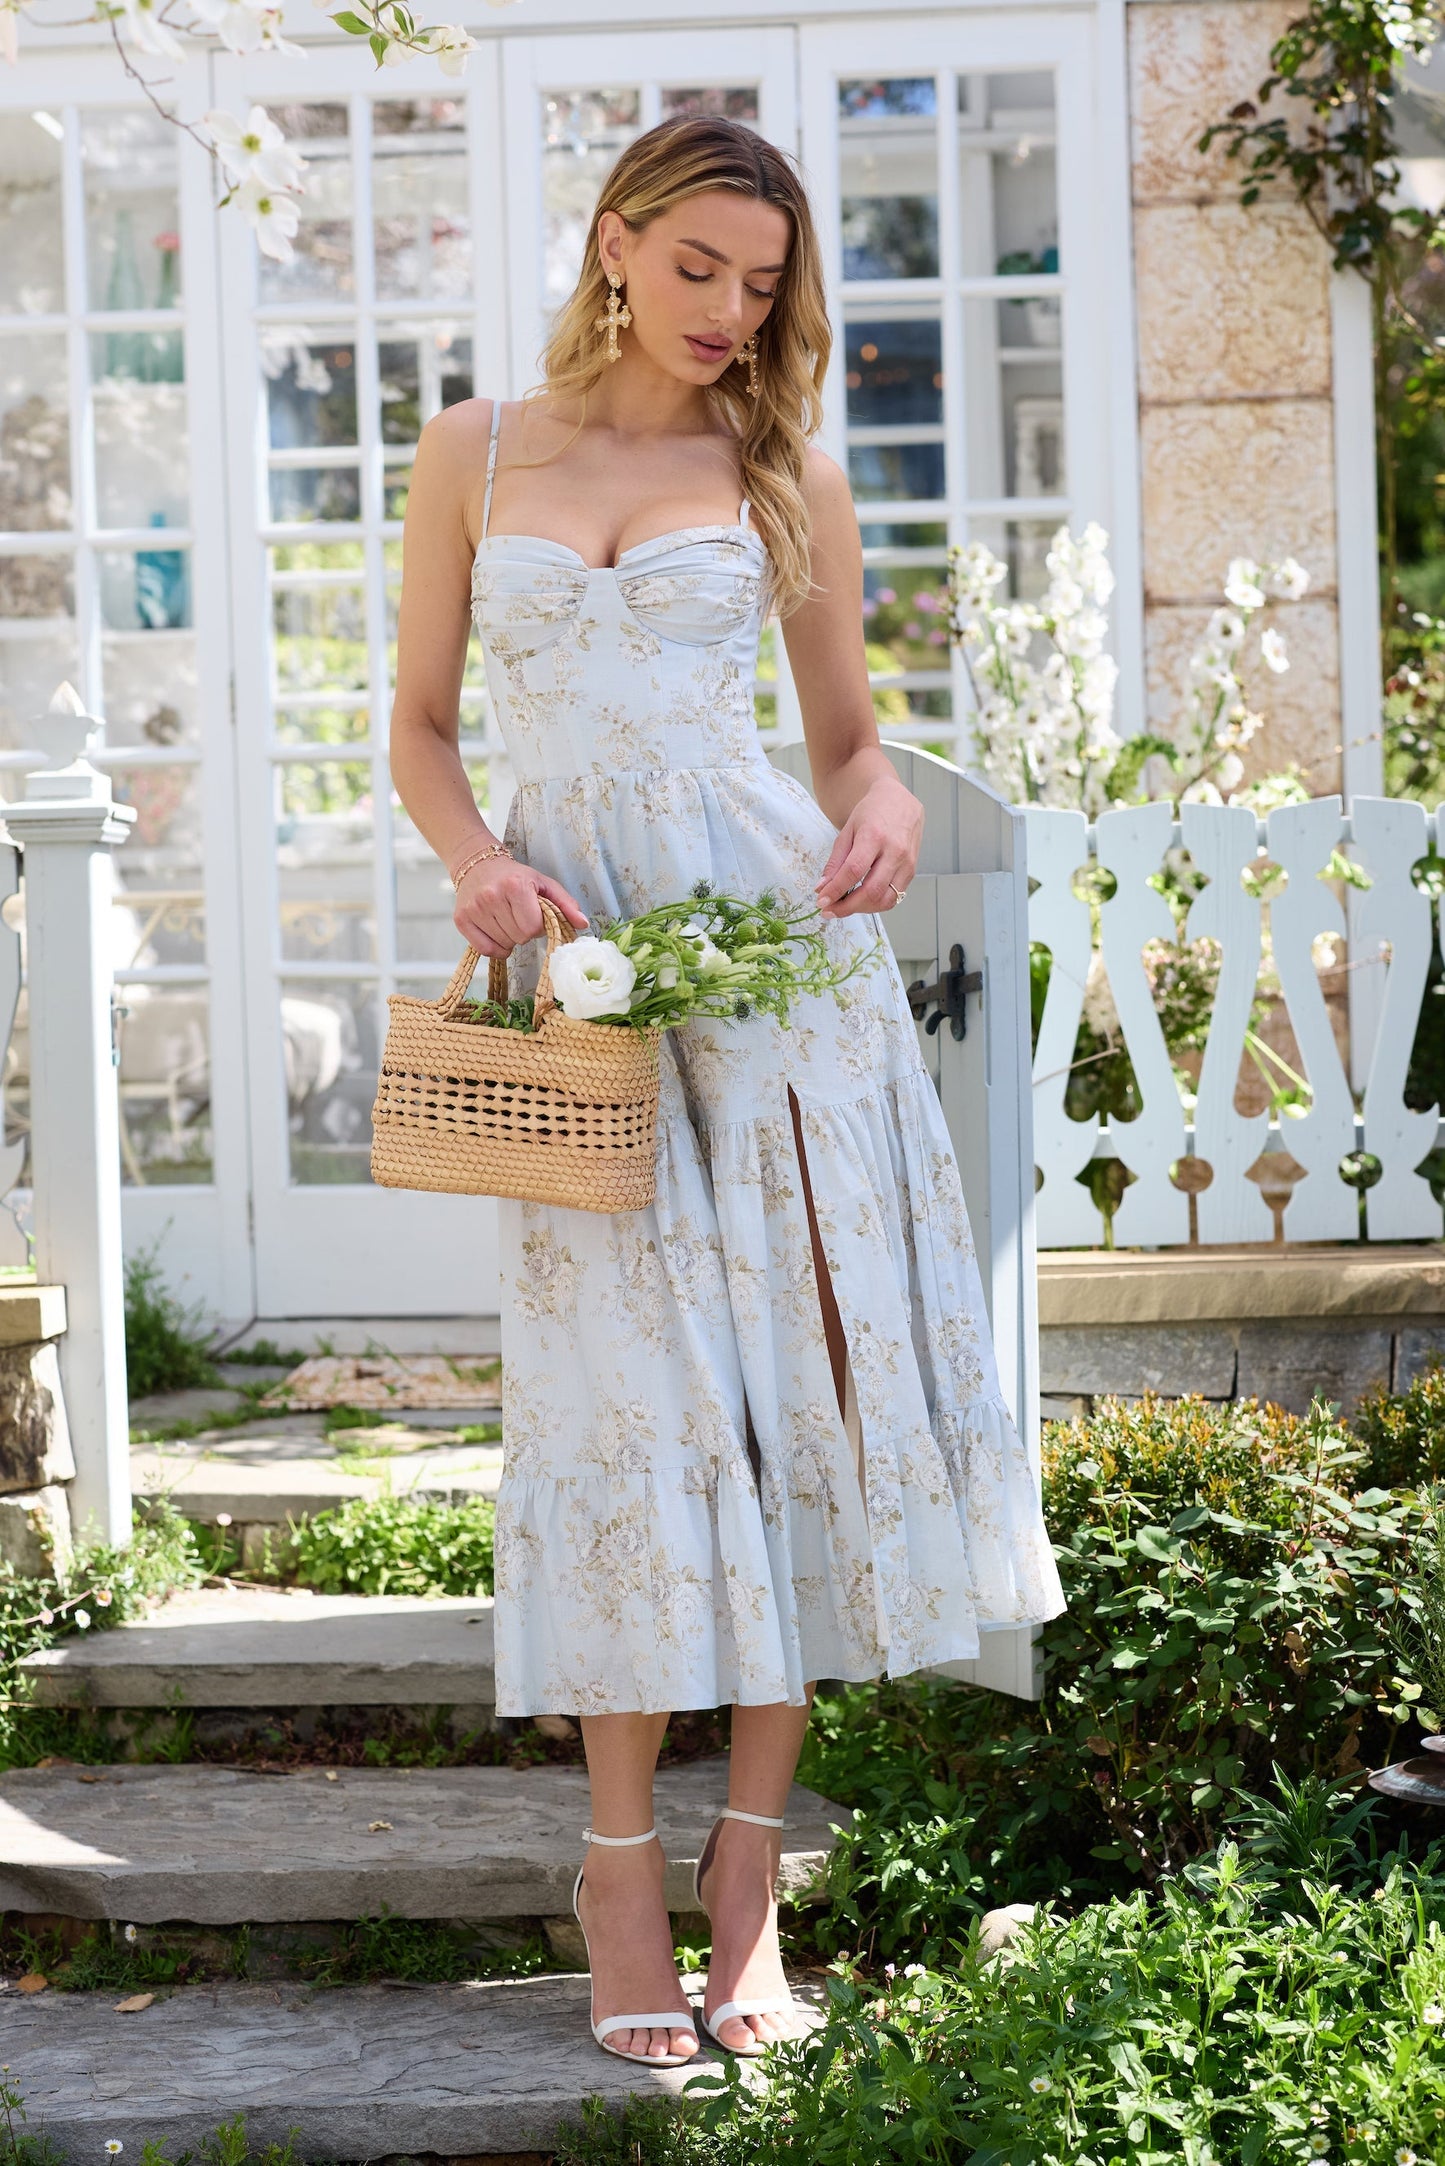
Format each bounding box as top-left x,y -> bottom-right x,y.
450,841 -> 513,890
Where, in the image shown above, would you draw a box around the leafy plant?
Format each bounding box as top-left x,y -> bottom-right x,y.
288,1491 -> 495,1597
123,1240 -> 222,1398
292,1909 -> 555,1988
1353,1360 -> 1445,1489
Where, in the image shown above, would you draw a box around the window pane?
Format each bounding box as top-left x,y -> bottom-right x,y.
0,559 -> 77,752
0,333 -> 71,528
101,625 -> 200,748
282,979 -> 378,1184
839,77 -> 938,280
277,760 -> 376,964
541,89 -> 641,307
963,297 -> 1065,501
957,71 -> 1058,281
258,105 -> 352,303
117,988 -> 213,1187
0,112 -> 65,316
82,108 -> 181,312
862,558 -> 952,678
848,439 -> 944,504
109,764 -> 206,965
659,86 -> 759,121
269,468 -> 361,525
91,334 -> 189,530
272,555 -> 368,704
379,324 -> 472,445
373,98 -> 470,303
99,543 -> 191,633
845,316 -> 943,424
265,334 -> 358,452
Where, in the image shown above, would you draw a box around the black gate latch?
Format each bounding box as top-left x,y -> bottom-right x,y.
906,944 -> 983,1040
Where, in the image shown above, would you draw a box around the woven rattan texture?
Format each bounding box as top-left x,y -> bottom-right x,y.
370,898 -> 661,1212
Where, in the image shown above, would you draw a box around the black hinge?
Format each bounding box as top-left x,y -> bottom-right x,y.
906,944 -> 983,1040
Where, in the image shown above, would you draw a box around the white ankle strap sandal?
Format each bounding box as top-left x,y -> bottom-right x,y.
572,1824 -> 699,2067
691,1807 -> 801,2057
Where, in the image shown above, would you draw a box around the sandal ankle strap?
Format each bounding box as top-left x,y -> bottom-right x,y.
721,1806 -> 786,1829
582,1825 -> 658,1846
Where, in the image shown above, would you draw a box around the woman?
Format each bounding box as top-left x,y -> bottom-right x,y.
390,113 -> 1066,2071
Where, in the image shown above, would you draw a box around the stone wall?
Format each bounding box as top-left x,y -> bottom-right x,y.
0,1287 -> 74,1576
1128,0 -> 1344,794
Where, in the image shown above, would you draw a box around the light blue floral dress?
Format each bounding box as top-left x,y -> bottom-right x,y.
469,401 -> 1065,1717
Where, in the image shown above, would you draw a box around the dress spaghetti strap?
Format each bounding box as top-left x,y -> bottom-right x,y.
739,495 -> 751,531
481,399 -> 503,539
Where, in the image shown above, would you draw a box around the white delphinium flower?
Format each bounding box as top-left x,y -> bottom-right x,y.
1267,556 -> 1310,600
1259,627 -> 1289,673
548,935 -> 638,1019
1224,557 -> 1266,609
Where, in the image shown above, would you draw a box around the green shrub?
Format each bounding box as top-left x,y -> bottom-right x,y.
683,1831 -> 1445,2166
124,1240 -> 221,1398
1353,1361 -> 1445,1490
289,1492 -> 495,1597
0,1501 -> 205,1770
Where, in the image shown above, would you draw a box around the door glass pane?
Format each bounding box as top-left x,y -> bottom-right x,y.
258,105 -> 352,304
0,552 -> 77,751
0,112 -> 65,315
101,625 -> 200,749
967,516 -> 1058,604
838,78 -> 938,281
109,764 -> 207,965
99,543 -> 191,633
957,71 -> 1058,281
266,332 -> 358,452
845,313 -> 944,505
91,333 -> 189,531
82,108 -> 182,313
393,759 -> 488,963
0,333 -> 71,528
276,760 -> 377,964
282,979 -> 377,1184
541,88 -> 642,306
660,86 -> 760,122
117,988 -> 212,1187
373,97 -> 470,302
963,298 -> 1064,501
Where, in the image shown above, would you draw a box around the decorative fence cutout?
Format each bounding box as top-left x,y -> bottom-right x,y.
1027,795 -> 1445,1249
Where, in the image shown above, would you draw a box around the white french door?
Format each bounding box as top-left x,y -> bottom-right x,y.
213,31 -> 799,1316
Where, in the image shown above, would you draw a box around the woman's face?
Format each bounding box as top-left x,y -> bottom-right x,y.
596,188 -> 792,388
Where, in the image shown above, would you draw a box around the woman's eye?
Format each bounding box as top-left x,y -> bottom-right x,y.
677,267 -> 709,283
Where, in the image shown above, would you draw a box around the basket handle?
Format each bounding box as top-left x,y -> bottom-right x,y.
435,896 -> 577,1023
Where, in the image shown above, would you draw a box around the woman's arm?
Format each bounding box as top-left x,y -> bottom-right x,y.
780,448 -> 923,920
389,400 -> 590,957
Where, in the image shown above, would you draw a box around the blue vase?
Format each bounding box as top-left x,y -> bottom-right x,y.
134,512 -> 188,630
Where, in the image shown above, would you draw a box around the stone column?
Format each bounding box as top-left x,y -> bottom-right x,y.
1128,0 -> 1345,795
3,687 -> 137,1548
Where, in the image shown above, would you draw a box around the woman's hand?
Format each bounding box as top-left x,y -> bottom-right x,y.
453,857 -> 591,958
814,773 -> 924,919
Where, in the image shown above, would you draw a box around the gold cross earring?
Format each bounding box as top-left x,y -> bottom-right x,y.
735,332 -> 760,398
595,270 -> 632,364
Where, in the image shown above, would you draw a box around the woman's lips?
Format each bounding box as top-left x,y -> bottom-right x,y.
685,334 -> 732,361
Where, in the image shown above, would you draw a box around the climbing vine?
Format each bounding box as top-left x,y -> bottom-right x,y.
1201,0 -> 1444,655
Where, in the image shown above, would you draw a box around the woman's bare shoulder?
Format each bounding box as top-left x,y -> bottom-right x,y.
414,397 -> 497,551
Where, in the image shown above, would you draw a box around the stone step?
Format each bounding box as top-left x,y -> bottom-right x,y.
131,1444 -> 505,1527
0,1759 -> 846,1923
0,1972 -> 805,2158
19,1587 -> 496,1709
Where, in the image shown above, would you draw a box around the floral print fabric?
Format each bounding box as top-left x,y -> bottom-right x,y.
470,510 -> 1066,1717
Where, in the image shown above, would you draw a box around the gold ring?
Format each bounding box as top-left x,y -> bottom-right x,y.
888,881 -> 906,902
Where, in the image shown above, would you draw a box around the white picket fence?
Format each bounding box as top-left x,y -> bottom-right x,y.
1027,794 -> 1445,1250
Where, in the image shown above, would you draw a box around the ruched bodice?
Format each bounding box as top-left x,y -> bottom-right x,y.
470,524 -> 770,786
465,400 -> 1065,1720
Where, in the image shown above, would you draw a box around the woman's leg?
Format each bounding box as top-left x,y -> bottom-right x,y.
702,1691 -> 816,2048
576,1709 -> 700,2061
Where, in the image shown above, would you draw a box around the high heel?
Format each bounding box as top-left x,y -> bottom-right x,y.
691,1806 -> 800,2056
571,1825 -> 699,2067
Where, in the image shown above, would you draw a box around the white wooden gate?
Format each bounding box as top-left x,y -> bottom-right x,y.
770,737 -> 1043,1698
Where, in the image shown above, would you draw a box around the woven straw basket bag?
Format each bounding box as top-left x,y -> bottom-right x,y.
370,896 -> 662,1212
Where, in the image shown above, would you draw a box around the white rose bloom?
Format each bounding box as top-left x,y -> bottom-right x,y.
548,935 -> 638,1019
1260,627 -> 1290,673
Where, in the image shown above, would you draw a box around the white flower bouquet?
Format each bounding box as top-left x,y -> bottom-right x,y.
459,878 -> 880,1035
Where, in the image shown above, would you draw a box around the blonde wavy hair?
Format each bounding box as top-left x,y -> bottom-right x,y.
513,113 -> 830,619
